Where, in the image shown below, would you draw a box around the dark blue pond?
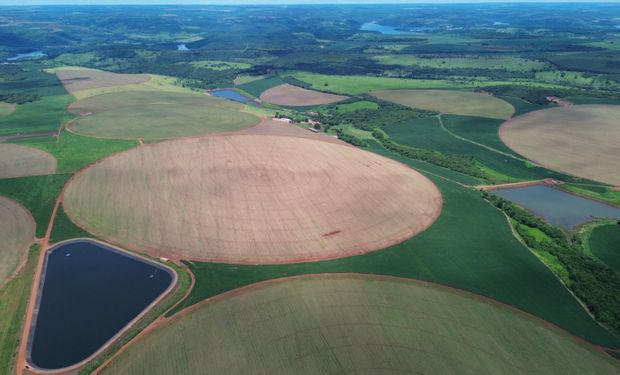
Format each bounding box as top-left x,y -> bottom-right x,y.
7,50 -> 46,61
211,89 -> 259,106
493,184 -> 620,229
28,240 -> 174,370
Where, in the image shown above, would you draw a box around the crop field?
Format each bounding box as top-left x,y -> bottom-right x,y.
0,144 -> 56,179
373,55 -> 548,71
0,197 -> 35,286
237,76 -> 285,97
500,105 -> 620,186
55,67 -> 151,96
104,275 -> 620,375
0,244 -> 38,375
260,83 -> 349,106
66,91 -> 260,140
589,224 -> 620,273
64,134 -> 441,264
372,89 -> 515,119
0,95 -> 74,135
0,102 -> 16,116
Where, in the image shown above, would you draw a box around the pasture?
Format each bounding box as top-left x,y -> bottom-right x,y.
0,144 -> 56,179
67,91 -> 260,140
55,67 -> 151,96
589,224 -> 620,273
104,275 -> 620,375
500,105 -> 620,186
372,89 -> 515,119
260,83 -> 349,106
0,102 -> 16,116
63,134 -> 441,264
0,197 -> 35,286
373,55 -> 548,71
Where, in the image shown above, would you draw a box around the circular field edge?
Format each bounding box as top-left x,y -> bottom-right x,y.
61,133 -> 443,265
0,195 -> 36,288
0,143 -> 57,179
498,106 -> 620,186
99,273 -> 620,374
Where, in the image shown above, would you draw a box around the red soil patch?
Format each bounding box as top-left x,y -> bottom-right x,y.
260,83 -> 349,106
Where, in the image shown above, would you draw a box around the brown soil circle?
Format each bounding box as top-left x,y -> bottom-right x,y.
63,134 -> 442,264
260,83 -> 349,106
500,105 -> 620,185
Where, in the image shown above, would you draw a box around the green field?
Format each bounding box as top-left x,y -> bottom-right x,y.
373,55 -> 548,71
237,75 -> 285,97
170,142 -> 619,348
17,131 -> 137,173
106,275 -> 620,374
0,244 -> 38,375
333,100 -> 379,113
372,89 -> 515,119
67,91 -> 260,140
0,174 -> 69,238
589,224 -> 620,273
289,72 -> 565,96
0,95 -> 74,135
383,115 -> 574,183
441,114 -> 518,155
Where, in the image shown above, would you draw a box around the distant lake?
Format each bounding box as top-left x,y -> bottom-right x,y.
177,44 -> 189,51
7,50 -> 46,61
493,184 -> 620,229
360,21 -> 419,35
27,239 -> 174,370
210,89 -> 260,107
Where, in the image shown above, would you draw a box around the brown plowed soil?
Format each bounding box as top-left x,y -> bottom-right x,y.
63,133 -> 441,264
260,84 -> 348,106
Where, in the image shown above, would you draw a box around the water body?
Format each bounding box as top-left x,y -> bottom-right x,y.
493,184 -> 620,229
7,50 -> 46,61
177,44 -> 189,51
360,21 -> 419,35
28,239 -> 175,370
211,89 -> 260,106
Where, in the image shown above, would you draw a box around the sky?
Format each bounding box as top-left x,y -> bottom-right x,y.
1,0 -> 619,4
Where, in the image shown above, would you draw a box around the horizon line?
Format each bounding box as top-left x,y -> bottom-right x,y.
2,0 -> 620,5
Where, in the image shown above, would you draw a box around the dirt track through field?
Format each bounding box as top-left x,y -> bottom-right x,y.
64,133 -> 441,264
260,84 -> 349,106
500,105 -> 620,185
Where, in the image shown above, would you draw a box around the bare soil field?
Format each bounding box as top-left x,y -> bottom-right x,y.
237,117 -> 346,145
372,89 -> 515,119
500,105 -> 620,186
66,91 -> 260,140
55,68 -> 151,96
63,134 -> 441,264
260,83 -> 349,106
0,102 -> 16,116
0,197 -> 35,286
0,144 -> 57,179
102,274 -> 620,375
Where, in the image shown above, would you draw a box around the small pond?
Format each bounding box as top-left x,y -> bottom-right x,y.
211,89 -> 260,106
7,50 -> 46,61
177,43 -> 189,51
27,239 -> 175,370
493,184 -> 620,229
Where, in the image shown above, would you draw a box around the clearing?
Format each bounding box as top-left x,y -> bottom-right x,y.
64,134 -> 441,264
103,275 -> 620,375
0,144 -> 57,179
500,105 -> 620,185
0,103 -> 16,116
0,197 -> 35,286
66,91 -> 260,140
372,89 -> 515,119
260,83 -> 349,106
